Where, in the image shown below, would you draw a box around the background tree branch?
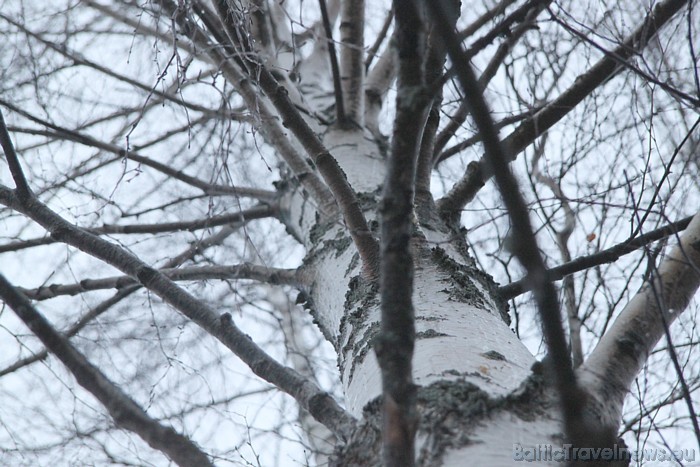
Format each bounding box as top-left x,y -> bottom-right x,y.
436,0 -> 689,213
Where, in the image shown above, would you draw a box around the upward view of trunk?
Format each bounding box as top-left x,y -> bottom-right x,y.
284,126 -> 543,464
0,1 -> 699,466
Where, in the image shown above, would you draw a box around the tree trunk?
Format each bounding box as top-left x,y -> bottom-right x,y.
276,125 -> 562,464
0,1 -> 698,465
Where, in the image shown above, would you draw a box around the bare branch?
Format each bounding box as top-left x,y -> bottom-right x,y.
628,117 -> 700,238
415,99 -> 441,219
433,1 -> 551,160
160,0 -> 338,217
550,7 -> 700,108
259,69 -> 380,277
364,7 -> 393,71
461,0 -> 550,61
83,0 -> 199,56
620,380 -> 700,435
530,137 -> 583,367
415,4 -> 455,219
272,288 -> 337,464
0,205 -> 275,254
206,2 -> 380,276
0,275 -> 215,467
93,206 -> 275,234
0,286 -> 138,378
247,0 -> 278,55
0,13 -> 240,120
434,107 -> 542,164
458,0 -> 518,41
646,251 -> 700,447
498,216 -> 695,300
19,263 -> 303,300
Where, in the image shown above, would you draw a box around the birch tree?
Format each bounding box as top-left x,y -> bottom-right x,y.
0,0 -> 699,465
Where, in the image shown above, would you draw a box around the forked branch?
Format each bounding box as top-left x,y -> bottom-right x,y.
159,0 -> 338,217
1,223 -> 243,378
1,101 -> 276,202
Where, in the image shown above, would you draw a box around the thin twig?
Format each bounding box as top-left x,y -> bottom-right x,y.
628,116 -> 700,238
0,205 -> 275,254
162,0 -> 338,217
434,106 -> 543,164
432,2 -> 550,160
550,7 -> 700,108
642,242 -> 700,448
0,286 -> 138,378
0,13 -> 239,119
319,0 -> 346,124
204,3 -> 379,276
0,102 -> 276,202
458,0 -> 518,40
530,136 -> 582,367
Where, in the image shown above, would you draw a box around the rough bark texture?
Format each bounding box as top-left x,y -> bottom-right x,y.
1,1 -> 698,465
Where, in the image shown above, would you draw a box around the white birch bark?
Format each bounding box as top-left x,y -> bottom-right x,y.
279,122 -> 554,463
1,1 -> 698,465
